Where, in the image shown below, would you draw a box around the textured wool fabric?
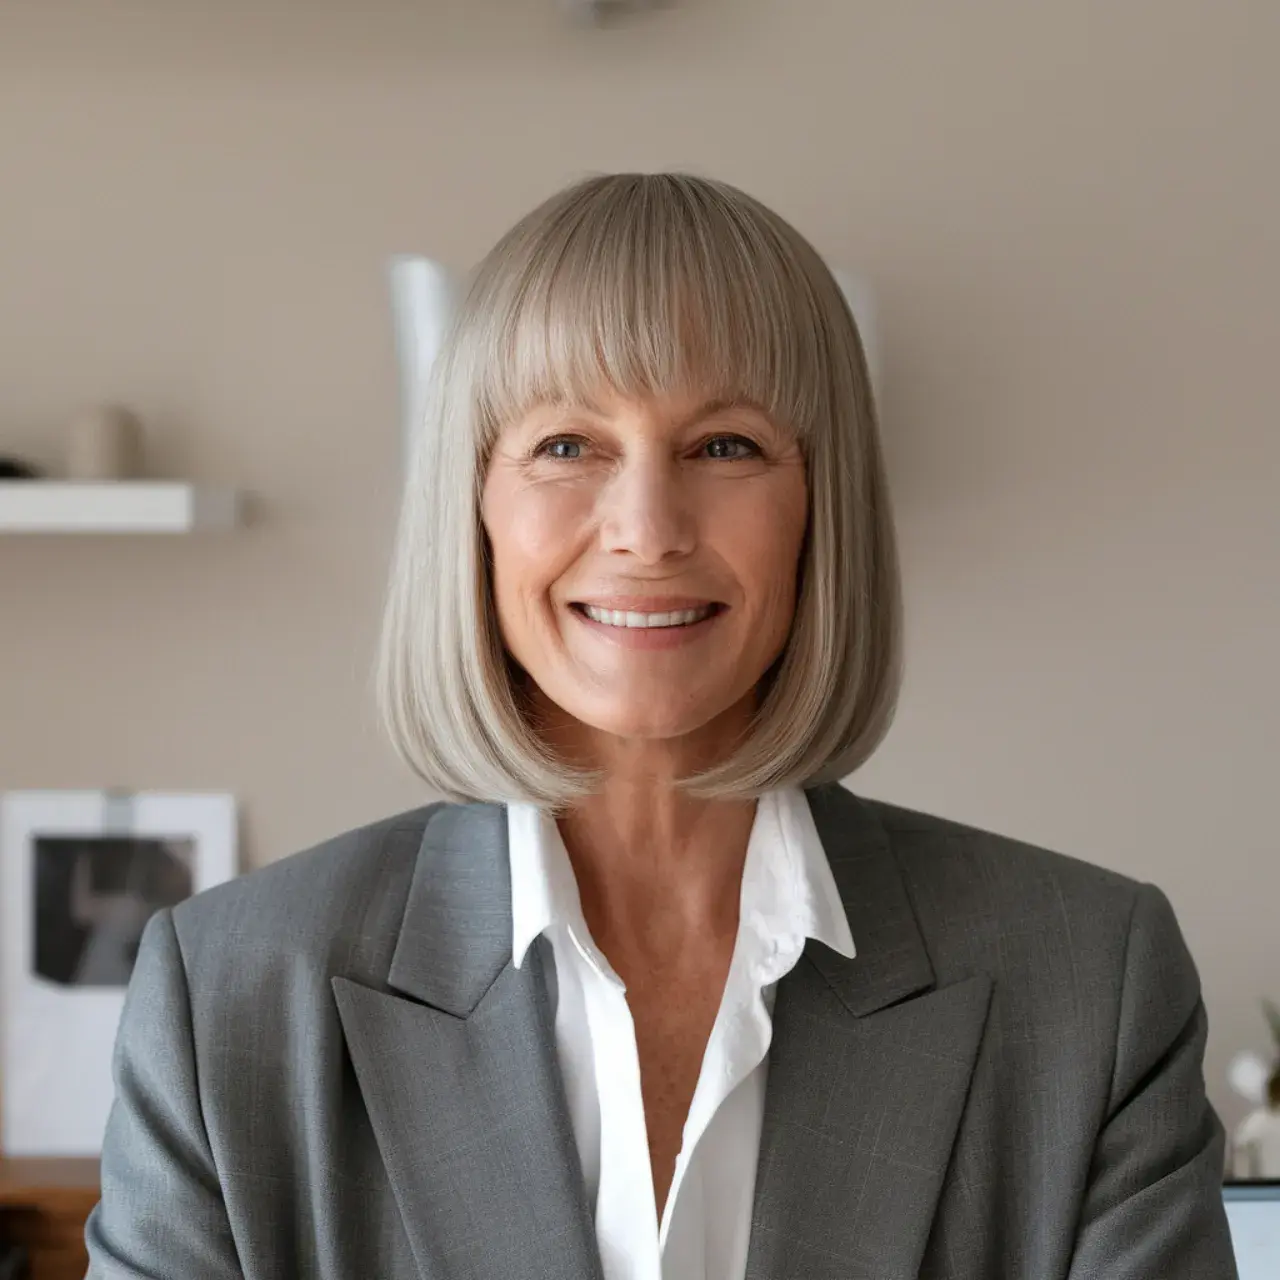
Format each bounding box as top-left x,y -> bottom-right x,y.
85,785 -> 1236,1279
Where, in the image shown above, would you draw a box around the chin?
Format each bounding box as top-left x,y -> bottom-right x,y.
529,670 -> 760,753
564,685 -> 749,746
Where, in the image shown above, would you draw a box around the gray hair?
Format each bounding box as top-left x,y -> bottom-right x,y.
376,172 -> 902,807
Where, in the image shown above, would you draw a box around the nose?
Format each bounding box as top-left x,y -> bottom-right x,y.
598,448 -> 696,564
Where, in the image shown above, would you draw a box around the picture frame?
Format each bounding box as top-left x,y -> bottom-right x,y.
0,790 -> 237,1156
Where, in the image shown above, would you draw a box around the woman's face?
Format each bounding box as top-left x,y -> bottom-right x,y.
481,388 -> 808,748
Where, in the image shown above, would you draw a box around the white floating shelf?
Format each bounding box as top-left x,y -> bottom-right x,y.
0,482 -> 241,534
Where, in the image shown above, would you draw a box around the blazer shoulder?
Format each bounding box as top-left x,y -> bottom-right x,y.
866,793 -> 1141,902
842,791 -> 1207,1128
815,784 -> 1151,984
166,801 -> 445,982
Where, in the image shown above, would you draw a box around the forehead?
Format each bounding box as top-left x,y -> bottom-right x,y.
509,389 -> 778,433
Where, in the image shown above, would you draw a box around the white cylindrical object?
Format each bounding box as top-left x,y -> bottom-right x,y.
389,256 -> 456,472
832,269 -> 881,407
65,404 -> 143,481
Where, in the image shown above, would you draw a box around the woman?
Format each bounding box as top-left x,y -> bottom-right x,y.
85,174 -> 1235,1279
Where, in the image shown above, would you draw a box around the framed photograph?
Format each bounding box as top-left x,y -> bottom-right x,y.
1,790 -> 237,1156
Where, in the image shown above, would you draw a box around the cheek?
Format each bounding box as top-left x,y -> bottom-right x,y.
717,475 -> 808,619
756,531 -> 806,633
482,471 -> 591,602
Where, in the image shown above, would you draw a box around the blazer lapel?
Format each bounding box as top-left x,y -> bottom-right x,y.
333,803 -> 603,1280
745,786 -> 993,1280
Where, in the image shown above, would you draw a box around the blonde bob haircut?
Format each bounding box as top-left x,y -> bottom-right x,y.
376,172 -> 902,808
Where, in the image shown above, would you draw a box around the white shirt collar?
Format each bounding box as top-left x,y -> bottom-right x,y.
507,787 -> 855,971
507,800 -> 588,971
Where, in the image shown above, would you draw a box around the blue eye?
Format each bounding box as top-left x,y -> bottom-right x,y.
703,435 -> 760,460
535,437 -> 584,460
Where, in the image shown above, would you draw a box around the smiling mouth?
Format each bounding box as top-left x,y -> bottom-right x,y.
572,603 -> 722,629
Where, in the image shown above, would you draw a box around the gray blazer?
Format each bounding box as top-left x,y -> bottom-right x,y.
85,785 -> 1237,1279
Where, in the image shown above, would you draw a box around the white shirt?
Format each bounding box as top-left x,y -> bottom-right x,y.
507,787 -> 856,1280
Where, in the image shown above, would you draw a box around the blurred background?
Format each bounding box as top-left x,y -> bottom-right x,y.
0,0 -> 1275,1140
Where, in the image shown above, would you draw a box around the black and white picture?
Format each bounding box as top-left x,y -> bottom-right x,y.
33,835 -> 195,987
1,790 -> 236,1155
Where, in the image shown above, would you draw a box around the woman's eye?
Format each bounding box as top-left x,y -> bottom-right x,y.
702,434 -> 761,460
534,436 -> 585,461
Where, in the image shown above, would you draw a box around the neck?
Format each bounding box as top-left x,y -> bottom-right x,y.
540,702 -> 760,964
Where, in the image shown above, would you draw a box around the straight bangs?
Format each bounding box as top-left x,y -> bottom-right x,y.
463,174 -> 832,452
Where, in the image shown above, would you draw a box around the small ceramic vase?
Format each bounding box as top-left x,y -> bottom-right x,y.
65,404 -> 143,481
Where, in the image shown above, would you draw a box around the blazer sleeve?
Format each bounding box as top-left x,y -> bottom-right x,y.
1066,883 -> 1237,1279
84,907 -> 243,1279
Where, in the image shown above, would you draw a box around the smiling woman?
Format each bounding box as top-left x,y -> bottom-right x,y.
85,174 -> 1235,1280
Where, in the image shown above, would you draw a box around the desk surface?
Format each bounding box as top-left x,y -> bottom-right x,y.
0,1157 -> 100,1209
0,1158 -> 99,1280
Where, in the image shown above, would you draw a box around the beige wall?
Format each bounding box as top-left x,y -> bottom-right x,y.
1,1 -> 1276,1130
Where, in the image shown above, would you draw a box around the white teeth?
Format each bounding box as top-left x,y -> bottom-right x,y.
582,604 -> 714,628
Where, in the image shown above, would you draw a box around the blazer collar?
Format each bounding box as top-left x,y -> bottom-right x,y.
385,799 -> 513,1015
385,784 -> 936,1011
384,786 -> 937,1017
802,781 -> 938,1015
